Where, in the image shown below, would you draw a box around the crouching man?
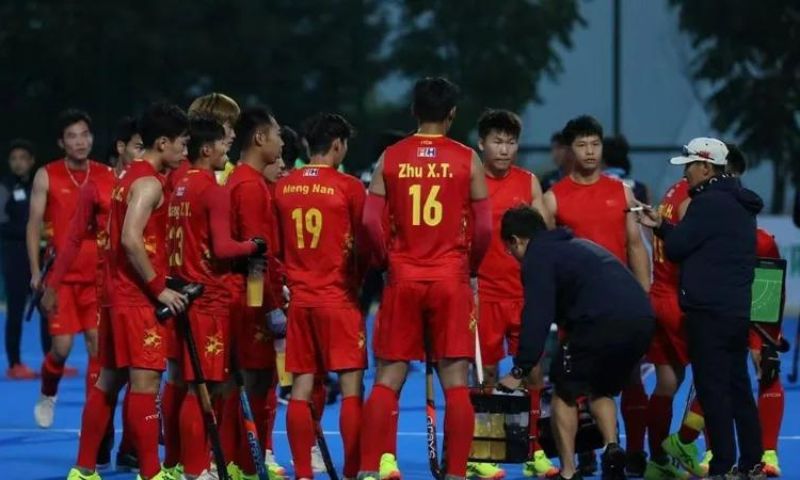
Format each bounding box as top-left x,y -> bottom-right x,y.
497,206 -> 654,480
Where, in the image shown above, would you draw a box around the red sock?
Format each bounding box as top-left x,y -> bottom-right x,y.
76,386 -> 114,469
118,385 -> 134,454
288,399 -> 316,479
180,394 -> 209,475
85,356 -> 102,397
678,398 -> 704,444
759,379 -> 784,451
161,382 -> 186,468
529,388 -> 543,454
341,396 -> 363,477
360,384 -> 399,472
238,393 -> 267,475
388,392 -> 399,456
41,352 -> 65,396
621,383 -> 648,453
127,392 -> 161,478
265,386 -> 278,450
312,377 -> 326,420
220,391 -> 241,463
444,386 -> 474,477
646,394 -> 673,457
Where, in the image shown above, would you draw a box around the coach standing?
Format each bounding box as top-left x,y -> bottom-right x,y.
637,137 -> 763,478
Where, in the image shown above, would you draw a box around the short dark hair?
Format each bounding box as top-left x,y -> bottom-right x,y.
56,108 -> 92,139
302,113 -> 354,156
725,142 -> 747,176
412,77 -> 460,123
113,116 -> 139,145
561,115 -> 603,145
236,106 -> 275,149
477,109 -> 522,139
603,134 -> 631,174
8,139 -> 35,158
187,117 -> 225,162
550,131 -> 566,146
138,102 -> 189,148
280,126 -> 304,163
501,205 -> 548,243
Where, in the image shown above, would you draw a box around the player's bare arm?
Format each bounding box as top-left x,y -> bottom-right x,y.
122,176 -> 187,313
542,190 -> 558,223
469,152 -> 488,200
368,153 -> 386,197
469,152 -> 492,276
364,154 -> 387,263
625,185 -> 651,292
530,175 -> 553,229
26,167 -> 49,289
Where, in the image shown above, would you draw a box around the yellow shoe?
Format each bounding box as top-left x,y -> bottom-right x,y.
265,449 -> 287,479
762,450 -> 781,477
161,464 -> 184,480
137,470 -> 169,480
699,450 -> 713,477
66,467 -> 101,480
379,453 -> 402,480
523,450 -> 559,478
467,462 -> 506,479
661,434 -> 704,477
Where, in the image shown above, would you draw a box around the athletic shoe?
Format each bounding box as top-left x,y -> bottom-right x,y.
557,474 -> 583,480
661,434 -> 704,477
577,451 -> 598,476
699,451 -> 713,477
116,451 -> 140,472
600,443 -> 627,480
379,453 -> 402,480
34,394 -> 57,428
466,462 -> 506,479
762,451 -> 780,477
6,363 -> 37,379
264,449 -> 287,479
746,464 -> 767,480
137,470 -> 170,480
626,451 -> 648,478
643,459 -> 689,480
162,464 -> 184,480
311,445 -> 327,473
226,462 -> 242,480
523,450 -> 560,478
66,467 -> 101,480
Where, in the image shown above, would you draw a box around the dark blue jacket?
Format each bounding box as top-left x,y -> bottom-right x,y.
656,175 -> 763,318
513,228 -> 654,373
0,174 -> 32,242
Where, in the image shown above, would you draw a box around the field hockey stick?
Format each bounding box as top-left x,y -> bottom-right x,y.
789,314 -> 800,383
425,333 -> 444,480
307,325 -> 339,480
25,248 -> 55,322
230,356 -> 269,480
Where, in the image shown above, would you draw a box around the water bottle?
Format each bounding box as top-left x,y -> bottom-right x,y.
246,257 -> 265,307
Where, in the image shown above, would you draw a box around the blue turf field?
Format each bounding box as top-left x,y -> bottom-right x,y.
2,311 -> 799,479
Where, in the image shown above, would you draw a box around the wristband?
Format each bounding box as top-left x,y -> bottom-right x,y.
146,274 -> 167,298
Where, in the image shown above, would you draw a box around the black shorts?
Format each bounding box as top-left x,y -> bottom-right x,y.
550,317 -> 654,402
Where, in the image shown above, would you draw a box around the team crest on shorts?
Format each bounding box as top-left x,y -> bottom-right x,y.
143,328 -> 162,348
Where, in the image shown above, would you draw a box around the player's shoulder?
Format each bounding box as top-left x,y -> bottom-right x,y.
549,175 -> 573,194
44,158 -> 65,173
509,165 -> 535,180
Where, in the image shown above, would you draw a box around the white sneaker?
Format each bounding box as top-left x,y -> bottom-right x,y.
34,394 -> 56,428
311,445 -> 326,473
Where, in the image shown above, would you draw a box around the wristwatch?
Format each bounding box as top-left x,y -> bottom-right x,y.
510,365 -> 525,380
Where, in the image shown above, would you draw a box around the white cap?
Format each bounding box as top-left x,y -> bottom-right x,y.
670,137 -> 728,166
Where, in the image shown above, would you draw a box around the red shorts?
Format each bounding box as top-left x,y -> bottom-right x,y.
374,279 -> 474,362
109,305 -> 168,371
285,304 -> 366,374
478,299 -> 523,365
49,283 -> 97,335
177,309 -> 230,382
647,293 -> 689,367
748,323 -> 782,351
232,303 -> 276,370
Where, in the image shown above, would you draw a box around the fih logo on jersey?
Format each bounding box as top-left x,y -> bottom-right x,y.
303,168 -> 320,177
417,146 -> 437,158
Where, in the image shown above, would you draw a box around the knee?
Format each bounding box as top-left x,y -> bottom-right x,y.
290,373 -> 315,401
129,369 -> 162,394
338,370 -> 363,398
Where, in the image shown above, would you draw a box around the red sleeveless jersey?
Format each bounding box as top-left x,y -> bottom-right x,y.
383,134 -> 473,280
167,168 -> 231,314
551,175 -> 628,263
478,166 -> 534,301
756,228 -> 780,259
651,179 -> 690,296
273,165 -> 366,307
44,159 -> 114,283
108,160 -> 168,306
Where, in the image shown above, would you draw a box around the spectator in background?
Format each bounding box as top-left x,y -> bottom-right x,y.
540,131 -> 570,192
603,134 -> 650,205
1,140 -> 48,379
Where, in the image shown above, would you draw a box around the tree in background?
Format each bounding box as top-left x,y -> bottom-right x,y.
669,0 -> 800,212
388,0 -> 583,141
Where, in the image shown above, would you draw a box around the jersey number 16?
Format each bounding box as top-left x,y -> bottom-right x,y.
409,184 -> 442,227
